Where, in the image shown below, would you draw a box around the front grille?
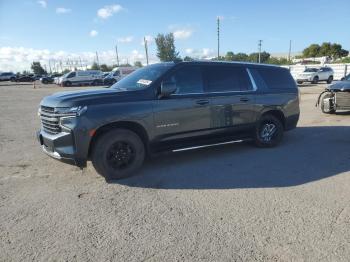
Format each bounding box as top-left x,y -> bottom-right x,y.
335,92 -> 350,110
40,106 -> 61,134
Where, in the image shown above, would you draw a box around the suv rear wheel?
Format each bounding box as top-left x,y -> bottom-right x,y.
91,129 -> 145,181
254,114 -> 284,147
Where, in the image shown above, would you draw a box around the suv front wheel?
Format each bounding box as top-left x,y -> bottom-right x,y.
254,114 -> 284,147
91,129 -> 145,181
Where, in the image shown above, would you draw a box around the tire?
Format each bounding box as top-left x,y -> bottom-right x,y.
91,129 -> 145,181
312,76 -> 319,84
327,76 -> 333,84
42,80 -> 48,84
92,80 -> 99,86
297,81 -> 303,85
63,81 -> 71,87
321,93 -> 336,114
254,114 -> 284,148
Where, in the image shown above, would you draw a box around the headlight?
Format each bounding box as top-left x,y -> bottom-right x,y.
55,106 -> 87,116
60,116 -> 78,129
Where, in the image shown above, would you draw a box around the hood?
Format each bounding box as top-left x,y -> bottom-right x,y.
327,81 -> 350,91
299,71 -> 315,75
40,88 -> 145,107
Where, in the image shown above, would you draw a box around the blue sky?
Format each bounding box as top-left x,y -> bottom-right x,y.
0,0 -> 349,71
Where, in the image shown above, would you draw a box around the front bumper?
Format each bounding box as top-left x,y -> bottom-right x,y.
36,130 -> 85,167
296,77 -> 313,82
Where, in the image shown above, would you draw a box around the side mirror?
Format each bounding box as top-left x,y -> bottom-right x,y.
160,81 -> 177,97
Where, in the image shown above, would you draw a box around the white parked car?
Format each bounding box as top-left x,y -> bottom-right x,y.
296,67 -> 334,84
103,67 -> 137,85
59,70 -> 103,87
0,72 -> 16,81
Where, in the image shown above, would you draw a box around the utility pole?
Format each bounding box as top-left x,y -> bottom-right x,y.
95,51 -> 100,69
144,37 -> 149,65
115,45 -> 120,66
258,40 -> 263,63
48,59 -> 52,74
288,40 -> 292,62
79,56 -> 83,69
217,17 -> 220,60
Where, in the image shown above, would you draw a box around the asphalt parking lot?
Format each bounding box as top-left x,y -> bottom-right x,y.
0,81 -> 349,261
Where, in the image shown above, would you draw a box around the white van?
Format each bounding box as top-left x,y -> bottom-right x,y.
103,67 -> 137,85
59,70 -> 103,86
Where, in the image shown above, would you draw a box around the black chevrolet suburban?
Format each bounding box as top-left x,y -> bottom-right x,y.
37,61 -> 299,180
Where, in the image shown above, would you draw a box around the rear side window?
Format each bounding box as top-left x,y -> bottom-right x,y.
166,66 -> 203,94
203,66 -> 253,92
251,67 -> 296,89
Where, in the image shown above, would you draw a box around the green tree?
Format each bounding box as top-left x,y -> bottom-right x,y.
225,51 -> 235,61
302,44 -> 321,58
234,53 -> 249,61
248,51 -> 270,63
330,43 -> 349,59
134,61 -> 143,67
319,42 -> 332,56
155,33 -> 180,62
100,64 -> 111,72
183,56 -> 194,61
90,62 -> 100,70
267,57 -> 291,65
31,62 -> 47,75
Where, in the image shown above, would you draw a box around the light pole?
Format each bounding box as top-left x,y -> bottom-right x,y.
217,17 -> 220,60
115,45 -> 120,66
258,40 -> 262,63
144,37 -> 149,65
288,40 -> 292,62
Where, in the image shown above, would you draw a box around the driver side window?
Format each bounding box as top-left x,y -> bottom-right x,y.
67,72 -> 76,78
165,66 -> 203,94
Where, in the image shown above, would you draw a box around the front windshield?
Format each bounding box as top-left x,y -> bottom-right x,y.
111,63 -> 173,91
62,72 -> 70,78
304,68 -> 318,72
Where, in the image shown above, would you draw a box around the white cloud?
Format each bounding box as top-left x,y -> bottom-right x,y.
185,48 -> 193,54
37,0 -> 47,8
173,29 -> 193,40
97,4 -> 124,19
90,30 -> 98,37
0,47 -> 158,72
117,36 -> 133,43
56,7 -> 72,14
183,48 -> 215,59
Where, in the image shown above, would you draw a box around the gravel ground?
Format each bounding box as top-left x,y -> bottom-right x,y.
0,81 -> 349,261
